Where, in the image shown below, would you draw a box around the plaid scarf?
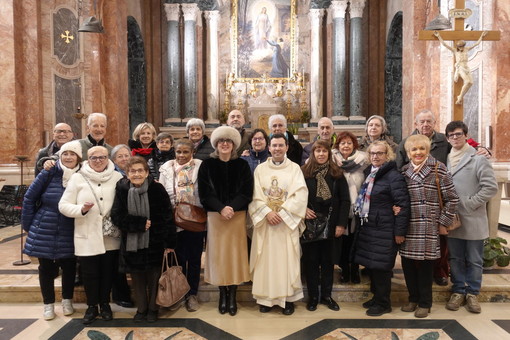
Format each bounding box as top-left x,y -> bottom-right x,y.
354,167 -> 379,224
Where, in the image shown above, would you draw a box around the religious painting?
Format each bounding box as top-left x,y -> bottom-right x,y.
231,0 -> 297,81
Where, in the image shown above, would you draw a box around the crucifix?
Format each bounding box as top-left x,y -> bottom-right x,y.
419,0 -> 500,121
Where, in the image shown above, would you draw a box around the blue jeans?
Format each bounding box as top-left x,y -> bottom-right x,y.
447,238 -> 484,295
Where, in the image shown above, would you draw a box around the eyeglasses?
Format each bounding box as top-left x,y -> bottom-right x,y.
218,139 -> 233,144
89,155 -> 108,161
128,168 -> 146,174
369,151 -> 386,157
447,132 -> 464,139
54,129 -> 72,134
252,137 -> 265,141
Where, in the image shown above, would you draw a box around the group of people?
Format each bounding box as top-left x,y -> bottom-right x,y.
21,109 -> 497,325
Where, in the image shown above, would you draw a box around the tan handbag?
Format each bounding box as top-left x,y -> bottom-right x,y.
174,202 -> 207,232
435,162 -> 462,231
156,250 -> 190,307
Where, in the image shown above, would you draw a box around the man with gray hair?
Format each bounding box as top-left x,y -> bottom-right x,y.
301,117 -> 336,165
78,113 -> 113,160
35,123 -> 74,175
268,114 -> 303,165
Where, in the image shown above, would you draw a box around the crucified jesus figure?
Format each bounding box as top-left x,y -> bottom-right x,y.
434,30 -> 488,105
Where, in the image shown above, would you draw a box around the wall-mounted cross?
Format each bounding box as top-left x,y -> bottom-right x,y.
419,0 -> 500,121
60,30 -> 74,44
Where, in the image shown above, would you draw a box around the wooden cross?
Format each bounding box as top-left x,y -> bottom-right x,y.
419,0 -> 500,121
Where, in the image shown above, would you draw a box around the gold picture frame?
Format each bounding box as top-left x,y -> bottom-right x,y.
231,0 -> 297,83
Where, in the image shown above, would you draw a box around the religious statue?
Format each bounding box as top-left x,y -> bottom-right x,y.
227,72 -> 236,91
434,30 -> 488,105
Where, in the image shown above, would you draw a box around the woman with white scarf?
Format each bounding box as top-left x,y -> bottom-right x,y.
332,131 -> 369,284
59,146 -> 123,325
111,156 -> 175,323
22,140 -> 82,320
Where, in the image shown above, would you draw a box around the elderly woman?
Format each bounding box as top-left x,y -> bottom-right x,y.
59,146 -> 123,325
358,115 -> 398,152
186,118 -> 214,160
354,141 -> 409,317
198,126 -> 254,316
332,131 -> 369,284
301,140 -> 350,312
159,139 -> 204,312
240,128 -> 270,173
148,132 -> 175,180
128,122 -> 157,160
400,135 -> 459,318
111,157 -> 175,323
111,144 -> 131,176
22,141 -> 82,320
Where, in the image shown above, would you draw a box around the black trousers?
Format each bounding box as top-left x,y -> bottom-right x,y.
175,230 -> 205,296
369,268 -> 393,309
79,250 -> 118,306
401,257 -> 434,308
301,239 -> 334,298
111,271 -> 132,303
38,257 -> 76,304
131,267 -> 160,313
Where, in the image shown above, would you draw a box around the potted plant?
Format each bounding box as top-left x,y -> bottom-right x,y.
300,110 -> 310,128
483,237 -> 510,268
287,123 -> 299,137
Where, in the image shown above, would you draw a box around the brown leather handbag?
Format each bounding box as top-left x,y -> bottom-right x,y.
174,202 -> 207,232
156,250 -> 190,307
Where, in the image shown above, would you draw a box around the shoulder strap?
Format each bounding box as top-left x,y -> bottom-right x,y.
80,173 -> 104,216
434,162 -> 444,210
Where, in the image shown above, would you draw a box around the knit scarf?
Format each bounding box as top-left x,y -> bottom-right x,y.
448,142 -> 470,171
126,179 -> 150,252
313,163 -> 331,201
354,166 -> 379,224
60,162 -> 80,188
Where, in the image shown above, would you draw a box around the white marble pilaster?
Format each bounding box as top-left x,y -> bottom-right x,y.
204,11 -> 220,123
309,9 -> 325,120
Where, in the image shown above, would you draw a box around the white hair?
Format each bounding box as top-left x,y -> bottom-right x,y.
268,114 -> 287,129
87,112 -> 107,126
186,118 -> 205,134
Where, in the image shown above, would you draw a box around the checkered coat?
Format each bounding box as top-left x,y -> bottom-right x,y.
399,156 -> 459,260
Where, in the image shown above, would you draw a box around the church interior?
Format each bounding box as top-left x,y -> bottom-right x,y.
0,0 -> 509,339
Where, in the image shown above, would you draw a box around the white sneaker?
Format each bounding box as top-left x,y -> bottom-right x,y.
62,299 -> 74,316
43,304 -> 55,320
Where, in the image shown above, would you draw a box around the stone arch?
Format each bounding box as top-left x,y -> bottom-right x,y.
384,11 -> 403,143
127,16 -> 147,135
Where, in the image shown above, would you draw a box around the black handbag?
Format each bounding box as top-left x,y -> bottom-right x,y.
301,205 -> 332,243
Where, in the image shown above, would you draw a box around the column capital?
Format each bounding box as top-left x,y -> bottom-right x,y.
204,10 -> 220,25
163,3 -> 180,22
349,0 -> 366,18
182,3 -> 200,22
309,8 -> 326,26
330,0 -> 348,19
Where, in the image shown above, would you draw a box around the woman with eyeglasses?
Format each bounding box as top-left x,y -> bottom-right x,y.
59,146 -> 123,325
198,126 -> 254,316
111,156 -> 175,323
240,128 -> 270,174
353,141 -> 410,317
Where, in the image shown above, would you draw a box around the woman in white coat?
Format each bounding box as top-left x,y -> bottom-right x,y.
59,146 -> 123,325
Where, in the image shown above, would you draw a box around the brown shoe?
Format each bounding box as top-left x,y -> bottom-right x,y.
414,307 -> 430,318
186,295 -> 200,312
466,294 -> 481,313
401,302 -> 418,312
446,293 -> 465,311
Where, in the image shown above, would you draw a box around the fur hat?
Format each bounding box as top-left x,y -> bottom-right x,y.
58,140 -> 83,160
210,126 -> 241,150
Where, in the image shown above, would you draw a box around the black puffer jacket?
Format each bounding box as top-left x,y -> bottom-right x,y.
193,135 -> 214,161
148,148 -> 175,180
111,177 -> 176,272
353,161 -> 410,271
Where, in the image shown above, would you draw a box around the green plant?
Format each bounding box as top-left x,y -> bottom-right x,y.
300,110 -> 310,123
219,110 -> 228,125
483,237 -> 510,267
287,123 -> 299,136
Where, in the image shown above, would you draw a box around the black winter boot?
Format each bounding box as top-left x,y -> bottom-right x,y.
228,285 -> 238,316
218,286 -> 228,314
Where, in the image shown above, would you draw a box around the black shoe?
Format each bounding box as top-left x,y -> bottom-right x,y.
435,277 -> 449,286
282,302 -> 294,315
147,310 -> 158,323
114,300 -> 134,308
306,297 -> 318,311
133,311 -> 146,323
259,305 -> 272,313
228,285 -> 238,316
362,298 -> 376,309
351,265 -> 361,284
218,287 -> 228,314
320,297 -> 340,311
366,305 -> 392,316
100,303 -> 113,321
83,305 -> 99,325
340,266 -> 350,283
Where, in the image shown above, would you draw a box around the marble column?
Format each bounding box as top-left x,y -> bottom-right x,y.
349,0 -> 366,118
204,10 -> 220,124
182,3 -> 199,119
309,9 -> 325,120
164,3 -> 181,121
331,0 -> 348,120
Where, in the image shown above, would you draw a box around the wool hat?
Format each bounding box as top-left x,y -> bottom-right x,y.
210,126 -> 242,150
58,140 -> 83,160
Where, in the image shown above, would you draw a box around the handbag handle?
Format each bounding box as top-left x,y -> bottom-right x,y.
161,249 -> 180,273
81,173 -> 104,216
